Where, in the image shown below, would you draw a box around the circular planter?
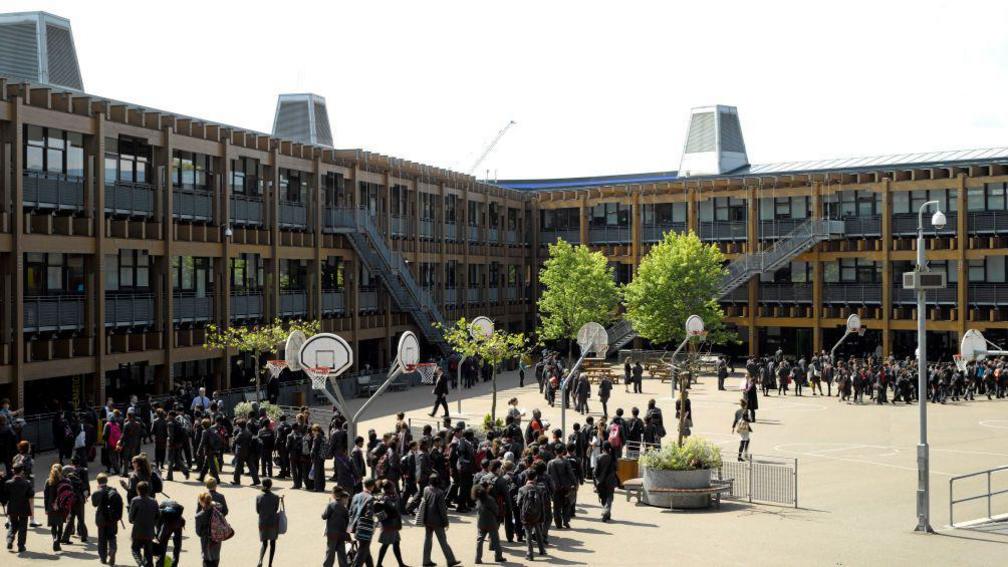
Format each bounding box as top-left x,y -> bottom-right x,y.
641,466 -> 714,509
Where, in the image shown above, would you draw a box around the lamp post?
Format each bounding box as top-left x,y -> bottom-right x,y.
914,200 -> 945,533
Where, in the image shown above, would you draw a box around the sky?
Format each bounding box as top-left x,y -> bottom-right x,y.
9,1 -> 1008,179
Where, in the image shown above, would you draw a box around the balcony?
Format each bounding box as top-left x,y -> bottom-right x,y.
23,170 -> 85,211
722,286 -> 748,303
105,181 -> 155,218
893,285 -> 957,305
105,293 -> 155,327
842,215 -> 881,237
539,229 -> 580,245
506,229 -> 517,244
279,290 -> 308,317
758,219 -> 805,240
279,201 -> 308,229
420,219 -> 434,239
444,288 -> 457,306
643,223 -> 686,243
359,290 -> 378,312
391,216 -> 408,237
468,225 -> 480,242
323,207 -> 354,233
24,295 -> 85,332
488,287 -> 499,303
467,287 -> 480,304
967,211 -> 1008,234
505,286 -> 517,300
172,292 -> 213,323
230,291 -> 263,320
173,189 -> 213,222
322,290 -> 345,314
698,221 -> 747,241
892,213 -> 957,237
445,223 -> 457,240
969,283 -> 1008,305
822,283 -> 882,304
488,227 -> 499,243
230,194 -> 265,226
758,283 -> 812,303
588,225 -> 631,244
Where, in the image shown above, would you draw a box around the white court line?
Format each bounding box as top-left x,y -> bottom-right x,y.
773,443 -> 955,477
978,419 -> 1008,430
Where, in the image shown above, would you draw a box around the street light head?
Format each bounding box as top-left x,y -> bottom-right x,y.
931,209 -> 946,230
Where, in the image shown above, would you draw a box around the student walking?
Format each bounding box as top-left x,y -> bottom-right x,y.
90,472 -> 123,566
194,491 -> 223,567
418,473 -> 461,567
428,368 -> 450,419
156,498 -> 185,567
256,478 -> 282,567
593,442 -> 619,523
127,480 -> 159,567
348,478 -> 377,567
374,480 -> 408,567
4,462 -> 32,554
473,484 -> 505,564
732,400 -> 753,461
323,487 -> 351,567
516,469 -> 547,560
43,463 -> 70,552
60,457 -> 90,544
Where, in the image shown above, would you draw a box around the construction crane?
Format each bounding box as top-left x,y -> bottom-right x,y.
467,120 -> 517,176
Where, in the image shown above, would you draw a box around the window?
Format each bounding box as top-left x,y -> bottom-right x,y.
986,183 -> 1006,211
987,256 -> 1006,283
230,157 -> 261,196
507,264 -> 518,286
590,202 -> 630,227
540,207 -> 579,230
359,265 -> 377,290
323,173 -> 345,207
323,257 -> 344,290
839,258 -> 880,283
824,261 -> 839,283
445,260 -> 457,288
420,192 -> 435,220
445,195 -> 457,223
280,169 -> 307,203
280,259 -> 308,290
172,151 -> 212,191
25,253 -> 86,295
507,208 -> 518,230
107,137 -> 152,185
968,260 -> 986,283
24,126 -> 84,177
106,250 -> 150,291
358,182 -> 380,214
701,198 -> 746,223
230,253 -> 263,290
791,261 -> 809,283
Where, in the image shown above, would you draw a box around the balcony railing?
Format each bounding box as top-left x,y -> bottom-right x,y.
420,219 -> 434,239
643,223 -> 686,243
390,216 -> 408,237
445,223 -> 458,241
322,290 -> 345,314
444,288 -> 457,306
488,287 -> 499,303
506,286 -> 518,300
279,290 -> 308,317
893,285 -> 958,305
230,194 -> 265,226
588,225 -> 631,244
722,286 -> 748,303
323,207 -> 354,233
506,229 -> 517,244
842,215 -> 882,237
24,295 -> 85,332
467,287 -> 480,303
488,227 -> 499,243
230,291 -> 263,319
173,292 -> 213,323
23,170 -> 85,211
758,283 -> 812,303
173,189 -> 213,222
105,181 -> 155,218
279,201 -> 308,229
969,283 -> 1008,305
967,211 -> 1008,234
539,229 -> 580,245
892,212 -> 957,236
759,219 -> 805,239
468,225 -> 480,242
822,283 -> 882,304
698,221 -> 748,241
359,290 -> 378,312
105,293 -> 155,327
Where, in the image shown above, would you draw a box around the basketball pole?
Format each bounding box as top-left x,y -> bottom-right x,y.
348,362 -> 404,443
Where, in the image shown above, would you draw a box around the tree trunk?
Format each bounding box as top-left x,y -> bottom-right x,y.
491,366 -> 497,422
254,350 -> 261,403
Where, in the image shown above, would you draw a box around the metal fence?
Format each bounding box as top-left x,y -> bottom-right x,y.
949,464 -> 1008,527
716,454 -> 798,508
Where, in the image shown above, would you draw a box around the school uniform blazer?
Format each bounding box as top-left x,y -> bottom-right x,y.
323,501 -> 350,541
128,496 -> 160,541
256,491 -> 281,528
4,476 -> 33,517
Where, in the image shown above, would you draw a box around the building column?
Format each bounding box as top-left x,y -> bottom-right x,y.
157,127 -> 175,393
811,182 -> 823,353
218,144 -> 232,391
746,183 -> 758,356
956,174 -> 968,340
269,150 -> 281,321
350,169 -> 361,369
10,97 -> 25,408
579,195 -> 588,245
93,113 -> 108,405
880,179 -> 892,357
631,191 -> 641,270
312,157 -> 323,322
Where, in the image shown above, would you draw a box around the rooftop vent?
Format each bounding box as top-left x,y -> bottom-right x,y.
678,105 -> 748,176
0,12 -> 83,90
272,93 -> 333,147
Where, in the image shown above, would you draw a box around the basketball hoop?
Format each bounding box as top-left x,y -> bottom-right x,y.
305,366 -> 332,391
416,362 -> 438,384
952,354 -> 967,374
266,360 -> 287,380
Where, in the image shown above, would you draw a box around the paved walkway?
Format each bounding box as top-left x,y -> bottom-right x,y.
9,369 -> 1008,566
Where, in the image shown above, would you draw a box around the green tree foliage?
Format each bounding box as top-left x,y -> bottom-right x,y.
623,231 -> 730,345
435,317 -> 527,421
205,318 -> 321,400
537,239 -> 619,349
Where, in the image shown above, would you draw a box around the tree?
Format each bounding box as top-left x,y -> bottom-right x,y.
436,318 -> 527,421
537,239 -> 620,359
623,231 -> 731,345
204,318 -> 321,401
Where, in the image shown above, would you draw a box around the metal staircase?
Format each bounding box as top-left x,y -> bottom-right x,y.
326,208 -> 449,353
607,217 -> 844,355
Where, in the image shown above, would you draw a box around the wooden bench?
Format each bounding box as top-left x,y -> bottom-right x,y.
623,478 -> 645,503
357,374 -> 381,397
622,478 -> 734,508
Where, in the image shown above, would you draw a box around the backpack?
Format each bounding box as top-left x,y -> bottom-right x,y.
107,422 -> 122,449
519,486 -> 543,524
302,435 -> 313,457
67,470 -> 86,497
160,499 -> 185,527
608,423 -> 622,448
150,472 -> 163,495
99,487 -> 124,523
53,479 -> 76,515
209,506 -> 235,543
549,375 -> 559,388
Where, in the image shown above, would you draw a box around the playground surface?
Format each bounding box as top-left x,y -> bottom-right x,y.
14,367 -> 1008,566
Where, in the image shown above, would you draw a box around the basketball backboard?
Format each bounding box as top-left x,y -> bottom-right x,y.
846,314 -> 862,334
470,316 -> 494,340
577,321 -> 608,358
299,332 -> 353,377
285,330 -> 307,372
685,315 -> 705,337
396,331 -> 420,372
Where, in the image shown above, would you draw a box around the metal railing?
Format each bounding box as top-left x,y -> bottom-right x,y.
759,283 -> 813,303
467,287 -> 481,304
968,210 -> 1008,234
23,170 -> 85,211
444,223 -> 457,240
24,295 -> 85,332
842,215 -> 882,237
322,290 -> 345,314
699,220 -> 748,241
279,290 -> 308,316
643,222 -> 686,242
444,288 -> 457,306
105,293 -> 155,327
539,229 -> 580,245
822,283 -> 883,304
893,285 -> 957,305
359,290 -> 379,311
468,225 -> 480,242
173,292 -> 213,323
716,454 -> 798,508
279,201 -> 308,229
420,219 -> 435,239
105,181 -> 155,218
230,194 -> 265,226
949,464 -> 1008,527
172,189 -> 213,222
893,212 -> 957,236
230,290 -> 264,319
588,225 -> 632,244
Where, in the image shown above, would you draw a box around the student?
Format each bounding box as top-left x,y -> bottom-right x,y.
598,374 -> 613,418
374,480 -> 407,567
516,469 -> 546,560
43,463 -> 69,552
473,484 -> 505,564
60,457 -> 90,544
255,478 -> 282,567
732,399 -> 753,461
4,462 -> 32,554
348,478 -> 376,567
593,442 -> 619,523
323,486 -> 351,567
91,472 -> 123,566
196,417 -> 224,482
156,497 -> 185,567
13,440 -> 40,527
128,481 -> 159,567
428,367 -> 451,419
311,423 -> 327,493
419,473 -> 461,567
194,491 -> 222,567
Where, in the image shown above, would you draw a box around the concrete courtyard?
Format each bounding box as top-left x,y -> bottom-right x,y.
9,367 -> 1008,566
